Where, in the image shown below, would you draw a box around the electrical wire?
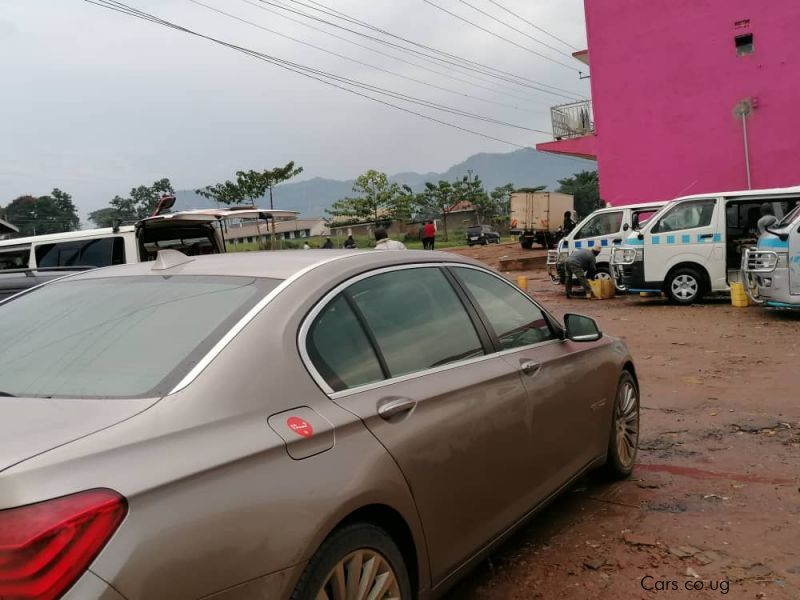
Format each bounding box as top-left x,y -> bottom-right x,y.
421,0 -> 581,72
266,0 -> 585,98
238,0 -> 553,107
84,0 -> 537,148
455,0 -> 577,61
188,0 -> 543,114
484,0 -> 580,51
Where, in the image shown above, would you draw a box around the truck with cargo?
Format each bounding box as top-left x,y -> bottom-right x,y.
509,191 -> 574,249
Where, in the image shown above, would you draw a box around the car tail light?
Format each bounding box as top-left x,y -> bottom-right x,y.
0,489 -> 127,600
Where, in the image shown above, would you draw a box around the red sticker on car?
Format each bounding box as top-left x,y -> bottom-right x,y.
287,417 -> 314,438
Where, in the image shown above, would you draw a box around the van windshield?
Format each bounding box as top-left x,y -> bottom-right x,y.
0,275 -> 279,398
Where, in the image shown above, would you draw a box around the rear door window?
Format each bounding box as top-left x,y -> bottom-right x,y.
453,267 -> 556,350
35,237 -> 125,268
0,247 -> 30,270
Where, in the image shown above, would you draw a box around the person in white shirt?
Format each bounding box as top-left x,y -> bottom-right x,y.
373,228 -> 407,250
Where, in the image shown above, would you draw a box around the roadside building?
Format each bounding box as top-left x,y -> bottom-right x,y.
536,0 -> 800,205
225,218 -> 328,246
0,218 -> 19,240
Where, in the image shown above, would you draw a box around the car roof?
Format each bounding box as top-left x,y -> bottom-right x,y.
66,249 -> 483,282
596,201 -> 666,213
673,185 -> 800,203
0,226 -> 136,248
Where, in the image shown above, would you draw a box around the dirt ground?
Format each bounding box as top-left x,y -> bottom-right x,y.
442,243 -> 800,600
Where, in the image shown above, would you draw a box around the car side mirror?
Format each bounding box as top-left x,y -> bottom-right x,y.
623,223 -> 630,231
564,314 -> 603,342
637,232 -> 644,240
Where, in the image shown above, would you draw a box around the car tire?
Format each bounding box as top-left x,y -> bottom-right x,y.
520,239 -> 534,250
291,523 -> 413,600
602,371 -> 639,479
665,267 -> 703,305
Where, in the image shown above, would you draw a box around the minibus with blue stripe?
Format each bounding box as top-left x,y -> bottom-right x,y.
742,202 -> 800,308
547,201 -> 665,284
610,187 -> 800,304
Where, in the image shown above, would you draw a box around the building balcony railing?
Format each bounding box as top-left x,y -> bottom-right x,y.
551,100 -> 594,140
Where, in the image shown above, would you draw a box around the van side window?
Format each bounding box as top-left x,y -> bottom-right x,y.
35,237 -> 125,268
632,210 -> 658,230
651,200 -> 716,233
0,247 -> 31,270
574,211 -> 623,239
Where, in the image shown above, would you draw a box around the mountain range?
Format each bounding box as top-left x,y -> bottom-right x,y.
174,148 -> 594,217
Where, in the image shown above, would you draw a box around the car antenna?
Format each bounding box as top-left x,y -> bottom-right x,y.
151,249 -> 194,271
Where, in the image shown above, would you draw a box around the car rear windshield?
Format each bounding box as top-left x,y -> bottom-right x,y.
468,226 -> 482,233
0,275 -> 279,399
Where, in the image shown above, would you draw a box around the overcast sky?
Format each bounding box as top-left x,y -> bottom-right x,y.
0,0 -> 588,217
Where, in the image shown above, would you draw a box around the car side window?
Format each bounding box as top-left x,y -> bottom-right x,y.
348,268 -> 484,378
307,295 -> 385,392
453,267 -> 556,350
35,237 -> 125,268
574,211 -> 623,239
651,200 -> 716,233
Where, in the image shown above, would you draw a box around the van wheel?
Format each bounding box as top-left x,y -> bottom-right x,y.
291,523 -> 412,600
602,371 -> 639,479
666,268 -> 703,305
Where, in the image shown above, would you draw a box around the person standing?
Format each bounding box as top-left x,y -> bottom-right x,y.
374,228 -> 407,250
565,247 -> 601,299
563,211 -> 577,234
422,220 -> 436,250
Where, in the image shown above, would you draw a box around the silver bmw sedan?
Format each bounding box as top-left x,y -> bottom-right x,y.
0,249 -> 639,600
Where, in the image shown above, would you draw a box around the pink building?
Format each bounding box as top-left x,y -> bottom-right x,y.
537,0 -> 800,206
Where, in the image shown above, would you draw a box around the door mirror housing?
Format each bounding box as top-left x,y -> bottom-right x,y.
637,232 -> 644,240
623,223 -> 630,231
564,314 -> 603,342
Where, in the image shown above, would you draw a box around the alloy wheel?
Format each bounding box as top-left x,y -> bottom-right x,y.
671,274 -> 698,301
596,271 -> 613,281
316,549 -> 402,600
614,379 -> 639,470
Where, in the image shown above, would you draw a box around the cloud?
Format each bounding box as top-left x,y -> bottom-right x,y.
0,0 -> 588,215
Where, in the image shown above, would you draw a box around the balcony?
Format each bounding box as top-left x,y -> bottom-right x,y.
551,100 -> 594,140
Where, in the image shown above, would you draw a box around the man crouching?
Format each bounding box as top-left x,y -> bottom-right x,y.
565,247 -> 601,299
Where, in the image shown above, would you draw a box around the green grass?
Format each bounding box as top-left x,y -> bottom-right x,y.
226,232 -> 511,252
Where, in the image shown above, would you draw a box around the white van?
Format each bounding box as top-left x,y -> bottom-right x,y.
547,201 -> 665,283
0,208 -> 297,271
611,187 -> 800,304
742,203 -> 800,308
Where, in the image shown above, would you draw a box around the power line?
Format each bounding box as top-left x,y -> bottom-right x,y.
455,0 -> 577,61
421,0 -> 581,72
84,0 -> 536,148
184,1 -> 542,132
238,0 -> 554,107
484,0 -> 580,51
266,0 -> 585,98
189,0 -> 542,114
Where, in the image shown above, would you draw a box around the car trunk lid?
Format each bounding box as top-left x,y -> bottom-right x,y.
0,396 -> 157,473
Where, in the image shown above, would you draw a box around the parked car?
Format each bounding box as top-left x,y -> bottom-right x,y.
0,249 -> 640,600
0,207 -> 297,300
611,186 -> 800,304
466,224 -> 501,246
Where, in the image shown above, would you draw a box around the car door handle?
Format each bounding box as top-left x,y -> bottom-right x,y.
377,397 -> 417,420
520,360 -> 541,376
612,238 -> 622,244
699,234 -> 714,239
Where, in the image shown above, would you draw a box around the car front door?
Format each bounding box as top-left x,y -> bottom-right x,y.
791,220 -> 800,296
645,198 -> 721,289
450,266 -> 612,494
303,265 -> 541,585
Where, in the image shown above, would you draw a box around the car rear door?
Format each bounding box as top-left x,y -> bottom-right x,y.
303,265 -> 541,585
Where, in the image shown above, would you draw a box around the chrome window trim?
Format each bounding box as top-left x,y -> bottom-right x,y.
298,262 -> 563,398
168,254 -> 357,395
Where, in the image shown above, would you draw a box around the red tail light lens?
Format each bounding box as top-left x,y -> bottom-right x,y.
0,488 -> 127,600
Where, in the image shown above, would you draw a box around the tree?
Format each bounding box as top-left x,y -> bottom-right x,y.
557,170 -> 601,219
487,183 -> 516,224
196,161 -> 304,207
129,178 -> 175,219
414,180 -> 459,241
88,207 -> 120,228
327,170 -> 413,225
2,189 -> 80,236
